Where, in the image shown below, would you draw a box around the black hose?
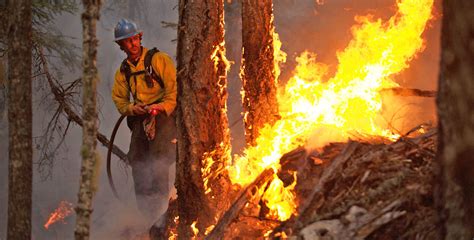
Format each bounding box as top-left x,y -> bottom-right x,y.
107,114 -> 126,200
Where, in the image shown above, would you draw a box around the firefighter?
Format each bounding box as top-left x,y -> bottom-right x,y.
111,18 -> 177,221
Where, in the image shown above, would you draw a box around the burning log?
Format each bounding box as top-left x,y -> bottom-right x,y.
380,87 -> 436,98
278,146 -> 307,186
205,168 -> 275,240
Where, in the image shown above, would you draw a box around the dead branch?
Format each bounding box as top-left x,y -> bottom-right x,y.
381,87 -> 436,98
205,168 -> 275,240
37,47 -> 128,162
299,142 -> 359,221
275,142 -> 359,236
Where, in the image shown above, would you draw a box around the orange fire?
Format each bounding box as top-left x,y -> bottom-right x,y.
191,221 -> 199,238
229,0 -> 434,221
44,200 -> 74,229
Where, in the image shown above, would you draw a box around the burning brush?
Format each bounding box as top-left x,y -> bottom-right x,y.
44,200 -> 74,230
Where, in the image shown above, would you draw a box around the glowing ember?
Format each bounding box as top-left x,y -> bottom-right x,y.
204,224 -> 216,235
44,200 -> 74,229
229,0 -> 434,221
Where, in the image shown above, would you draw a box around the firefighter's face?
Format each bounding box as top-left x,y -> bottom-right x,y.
119,33 -> 142,57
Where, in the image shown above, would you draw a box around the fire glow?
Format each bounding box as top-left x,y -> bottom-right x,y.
228,0 -> 434,221
44,200 -> 74,229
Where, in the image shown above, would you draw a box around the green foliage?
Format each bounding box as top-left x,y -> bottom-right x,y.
32,0 -> 79,70
0,0 -> 79,69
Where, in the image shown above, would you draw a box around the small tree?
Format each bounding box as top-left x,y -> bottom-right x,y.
74,0 -> 101,239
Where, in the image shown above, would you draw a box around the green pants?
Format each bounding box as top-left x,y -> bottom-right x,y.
127,112 -> 176,219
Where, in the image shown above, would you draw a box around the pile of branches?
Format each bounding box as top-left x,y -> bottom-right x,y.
203,125 -> 438,239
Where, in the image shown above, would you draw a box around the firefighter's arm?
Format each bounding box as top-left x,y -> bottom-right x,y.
111,69 -> 136,116
150,52 -> 177,116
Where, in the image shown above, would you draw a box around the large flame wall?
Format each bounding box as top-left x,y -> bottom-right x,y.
227,0 -> 436,221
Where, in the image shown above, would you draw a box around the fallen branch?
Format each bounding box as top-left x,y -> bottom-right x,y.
37,47 -> 128,162
299,141 -> 359,222
381,87 -> 436,98
275,141 -> 359,235
205,168 -> 275,240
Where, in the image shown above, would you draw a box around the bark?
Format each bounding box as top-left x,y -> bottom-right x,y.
75,1 -> 101,239
437,0 -> 474,239
6,0 -> 32,239
241,0 -> 279,145
176,0 -> 232,238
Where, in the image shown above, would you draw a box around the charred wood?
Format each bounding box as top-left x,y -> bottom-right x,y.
380,87 -> 436,97
205,168 -> 275,240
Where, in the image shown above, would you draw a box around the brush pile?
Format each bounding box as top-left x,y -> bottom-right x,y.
218,125 -> 439,239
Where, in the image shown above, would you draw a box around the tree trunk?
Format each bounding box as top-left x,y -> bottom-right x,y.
241,0 -> 279,145
6,0 -> 32,239
176,0 -> 232,238
437,0 -> 474,239
75,1 -> 101,239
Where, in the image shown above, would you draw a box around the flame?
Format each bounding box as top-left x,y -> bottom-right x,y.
44,200 -> 74,229
169,216 -> 180,240
191,221 -> 199,237
262,175 -> 298,221
229,0 -> 434,221
202,142 -> 231,195
272,24 -> 287,83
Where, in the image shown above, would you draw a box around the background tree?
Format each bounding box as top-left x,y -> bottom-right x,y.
437,0 -> 474,239
74,0 -> 101,239
6,0 -> 33,239
176,0 -> 232,237
0,0 -> 80,180
241,0 -> 279,145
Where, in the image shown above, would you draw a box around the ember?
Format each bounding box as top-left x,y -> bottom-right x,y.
43,200 -> 74,229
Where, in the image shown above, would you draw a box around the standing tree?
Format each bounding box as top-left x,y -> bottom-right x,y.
176,0 -> 232,237
437,0 -> 474,239
74,0 -> 101,239
241,0 -> 279,145
6,0 -> 33,239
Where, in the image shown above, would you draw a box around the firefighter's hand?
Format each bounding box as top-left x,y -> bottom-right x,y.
131,103 -> 147,115
147,104 -> 165,115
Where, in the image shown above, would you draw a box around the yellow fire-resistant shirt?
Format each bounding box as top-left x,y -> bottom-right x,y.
112,47 -> 177,116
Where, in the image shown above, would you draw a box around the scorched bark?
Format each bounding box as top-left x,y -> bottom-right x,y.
176,0 -> 232,238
